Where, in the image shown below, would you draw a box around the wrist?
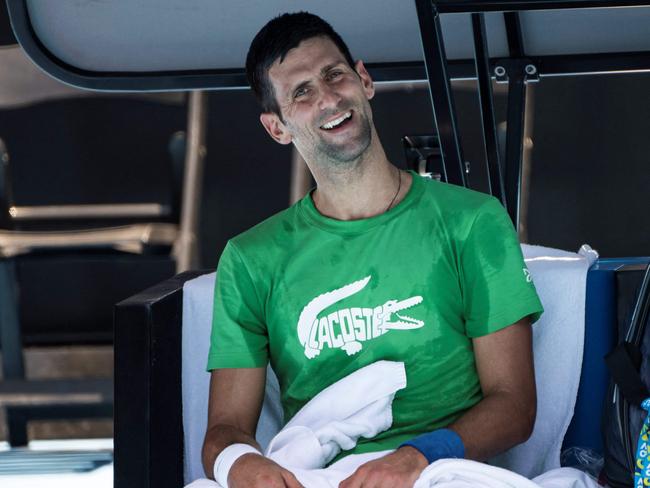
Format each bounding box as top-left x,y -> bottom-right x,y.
398,445 -> 429,470
399,428 -> 465,465
213,443 -> 262,487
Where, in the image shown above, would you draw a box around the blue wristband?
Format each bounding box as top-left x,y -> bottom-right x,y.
399,428 -> 465,464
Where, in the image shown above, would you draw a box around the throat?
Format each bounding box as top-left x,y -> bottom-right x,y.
311,168 -> 411,221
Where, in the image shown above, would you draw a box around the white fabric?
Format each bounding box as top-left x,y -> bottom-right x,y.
185,360 -> 407,488
186,462 -> 598,488
491,244 -> 597,478
181,272 -> 283,483
414,460 -> 598,488
266,360 -> 406,468
182,244 -> 597,485
213,444 -> 261,487
185,359 -> 598,488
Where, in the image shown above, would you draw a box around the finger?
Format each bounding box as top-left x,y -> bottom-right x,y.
281,469 -> 305,488
339,470 -> 363,488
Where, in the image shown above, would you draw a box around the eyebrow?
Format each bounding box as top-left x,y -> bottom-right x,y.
287,62 -> 347,98
320,62 -> 345,76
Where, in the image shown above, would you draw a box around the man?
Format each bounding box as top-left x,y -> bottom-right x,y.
202,12 -> 543,488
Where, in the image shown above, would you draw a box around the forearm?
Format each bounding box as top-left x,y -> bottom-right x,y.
201,423 -> 262,479
448,389 -> 536,461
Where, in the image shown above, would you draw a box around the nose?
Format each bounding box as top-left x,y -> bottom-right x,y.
317,81 -> 341,111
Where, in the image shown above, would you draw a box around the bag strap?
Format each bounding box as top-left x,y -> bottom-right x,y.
605,342 -> 649,407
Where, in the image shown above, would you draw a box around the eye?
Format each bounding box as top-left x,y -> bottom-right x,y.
294,86 -> 310,99
326,70 -> 343,81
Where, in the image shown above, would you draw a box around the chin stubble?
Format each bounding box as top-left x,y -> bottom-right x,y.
318,111 -> 373,164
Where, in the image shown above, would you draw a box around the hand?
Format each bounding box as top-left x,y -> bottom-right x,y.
228,453 -> 304,488
339,447 -> 428,488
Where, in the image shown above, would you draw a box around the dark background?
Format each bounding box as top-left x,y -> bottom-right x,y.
1,74 -> 648,269
1,0 -> 646,269
198,74 -> 650,266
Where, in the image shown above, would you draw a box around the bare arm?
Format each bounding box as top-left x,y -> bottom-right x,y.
449,316 -> 536,460
201,367 -> 266,477
340,317 -> 536,488
201,367 -> 303,488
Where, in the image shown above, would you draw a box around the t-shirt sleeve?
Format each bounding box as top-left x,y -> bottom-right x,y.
460,197 -> 543,338
206,241 -> 269,370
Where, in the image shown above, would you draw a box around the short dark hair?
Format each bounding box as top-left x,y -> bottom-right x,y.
245,12 -> 355,116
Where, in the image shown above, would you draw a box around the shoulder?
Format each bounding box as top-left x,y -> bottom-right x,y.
419,176 -> 495,207
416,176 -> 505,227
227,201 -> 303,259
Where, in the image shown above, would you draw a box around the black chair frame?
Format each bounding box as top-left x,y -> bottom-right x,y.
114,270 -> 209,488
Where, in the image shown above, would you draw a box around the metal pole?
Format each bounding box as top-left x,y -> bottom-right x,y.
518,82 -> 536,242
504,70 -> 527,227
504,12 -> 525,58
435,0 -> 650,13
415,0 -> 467,187
471,13 -> 506,205
175,91 -> 207,273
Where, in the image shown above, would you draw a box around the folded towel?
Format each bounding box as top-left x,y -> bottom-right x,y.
267,360 -> 406,470
186,360 -> 406,488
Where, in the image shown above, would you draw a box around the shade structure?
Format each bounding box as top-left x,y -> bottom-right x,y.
5,0 -> 650,91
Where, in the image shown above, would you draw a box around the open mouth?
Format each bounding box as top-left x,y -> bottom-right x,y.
320,111 -> 353,131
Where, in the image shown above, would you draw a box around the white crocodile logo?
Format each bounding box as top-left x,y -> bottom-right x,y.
297,276 -> 424,359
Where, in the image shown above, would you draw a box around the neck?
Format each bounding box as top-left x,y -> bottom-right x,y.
307,131 -> 412,221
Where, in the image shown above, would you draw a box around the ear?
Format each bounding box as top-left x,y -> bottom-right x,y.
260,112 -> 292,145
355,60 -> 375,100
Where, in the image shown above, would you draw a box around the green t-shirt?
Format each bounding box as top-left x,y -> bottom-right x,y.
207,172 -> 543,459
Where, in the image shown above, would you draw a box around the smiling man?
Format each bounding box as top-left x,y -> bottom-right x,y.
201,12 -> 543,488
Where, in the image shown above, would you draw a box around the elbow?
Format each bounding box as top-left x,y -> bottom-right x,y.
519,398 -> 537,443
201,427 -> 219,480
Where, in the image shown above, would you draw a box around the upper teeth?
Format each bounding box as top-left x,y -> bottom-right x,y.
321,112 -> 351,130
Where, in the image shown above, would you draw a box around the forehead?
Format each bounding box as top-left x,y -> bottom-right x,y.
267,36 -> 349,93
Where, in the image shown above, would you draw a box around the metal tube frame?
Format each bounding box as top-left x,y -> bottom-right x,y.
435,0 -> 650,13
416,0 -> 650,228
415,0 -> 467,187
503,64 -> 528,228
175,91 -> 207,272
501,12 -> 528,227
471,13 -> 506,206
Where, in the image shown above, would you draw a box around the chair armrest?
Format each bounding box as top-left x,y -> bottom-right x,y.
114,269 -> 211,488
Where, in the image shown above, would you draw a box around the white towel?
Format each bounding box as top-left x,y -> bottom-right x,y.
414,460 -> 598,488
187,360 -> 406,488
185,359 -> 598,488
185,462 -> 598,488
267,360 -> 406,469
491,244 -> 597,477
